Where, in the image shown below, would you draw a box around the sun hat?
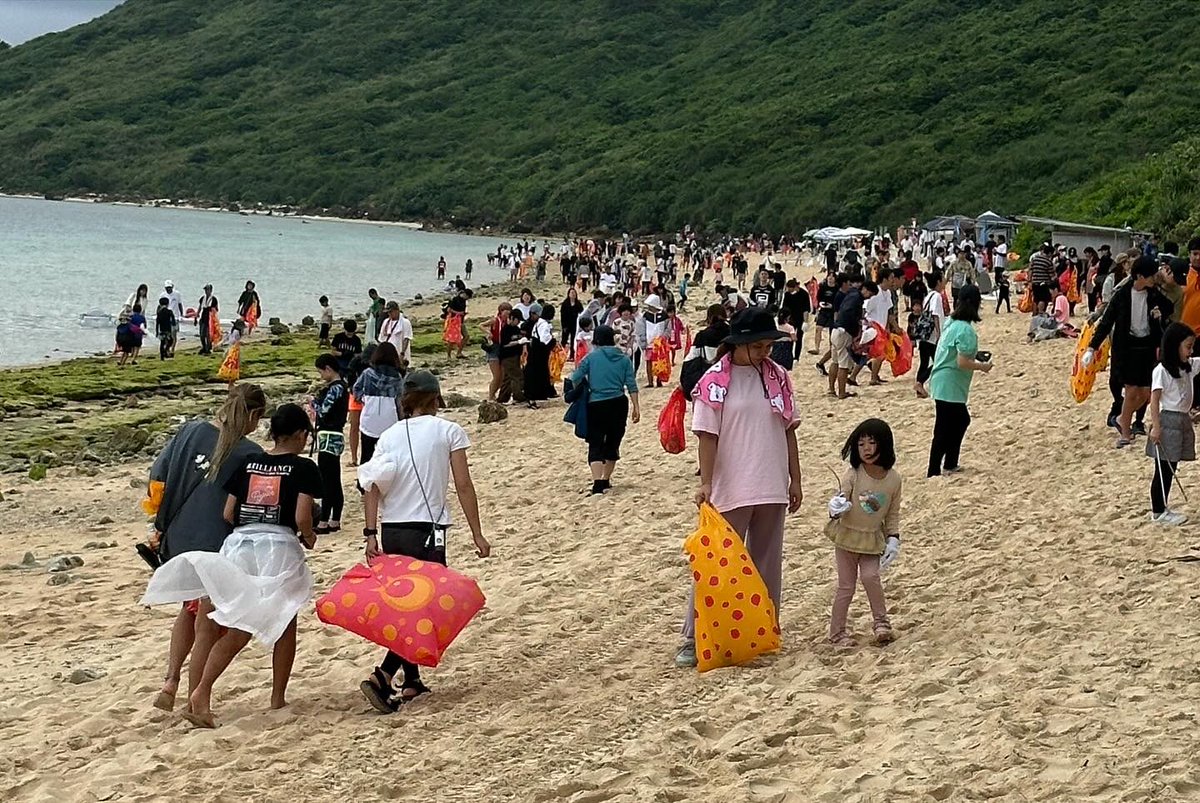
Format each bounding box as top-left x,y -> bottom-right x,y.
529,303 -> 543,317
644,294 -> 663,311
722,308 -> 790,345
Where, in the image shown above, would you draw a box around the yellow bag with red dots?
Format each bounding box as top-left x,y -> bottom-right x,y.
683,504 -> 780,672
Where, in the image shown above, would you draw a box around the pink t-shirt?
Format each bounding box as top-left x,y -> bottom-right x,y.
692,363 -> 795,511
1053,294 -> 1070,324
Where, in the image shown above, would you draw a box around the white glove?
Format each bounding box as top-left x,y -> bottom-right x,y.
880,536 -> 901,570
827,494 -> 852,519
1081,349 -> 1094,368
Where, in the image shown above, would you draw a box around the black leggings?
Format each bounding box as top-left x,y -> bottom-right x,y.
377,525 -> 446,687
586,396 -> 629,464
928,400 -> 971,477
995,287 -> 1011,313
916,340 -> 937,384
317,451 -> 343,523
1151,459 -> 1178,515
360,435 -> 380,465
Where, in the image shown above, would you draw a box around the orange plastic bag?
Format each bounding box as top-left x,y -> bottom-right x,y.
888,332 -> 913,377
683,504 -> 780,672
317,556 -> 485,667
657,387 -> 687,454
867,322 -> 889,360
1017,283 -> 1034,313
1070,320 -> 1110,403
549,344 -> 568,383
650,336 -> 672,383
140,480 -> 165,516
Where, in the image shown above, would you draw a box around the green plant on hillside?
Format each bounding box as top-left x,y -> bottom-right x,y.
0,0 -> 1198,234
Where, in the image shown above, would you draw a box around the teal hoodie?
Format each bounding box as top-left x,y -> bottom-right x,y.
569,346 -> 637,402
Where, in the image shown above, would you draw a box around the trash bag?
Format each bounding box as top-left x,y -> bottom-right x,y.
657,387 -> 687,454
867,322 -> 889,360
1071,321 -> 1110,403
1018,283 -> 1034,313
650,336 -> 672,383
140,480 -> 165,516
549,344 -> 568,383
888,331 -> 914,377
683,504 -> 781,672
317,556 -> 485,668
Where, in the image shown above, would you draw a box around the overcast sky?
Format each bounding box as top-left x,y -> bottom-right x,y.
0,0 -> 124,45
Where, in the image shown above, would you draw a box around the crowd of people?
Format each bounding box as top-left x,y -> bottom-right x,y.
132,227 -> 1200,724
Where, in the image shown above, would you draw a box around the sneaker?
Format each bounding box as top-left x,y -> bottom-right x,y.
816,363 -> 828,377
1106,414 -> 1119,429
1131,421 -> 1147,436
1151,510 -> 1188,526
674,641 -> 698,668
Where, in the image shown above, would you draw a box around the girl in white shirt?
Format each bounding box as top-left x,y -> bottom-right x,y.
358,371 -> 491,711
1147,323 -> 1199,526
914,273 -> 946,398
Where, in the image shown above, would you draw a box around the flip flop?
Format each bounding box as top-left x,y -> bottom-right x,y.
182,710 -> 217,729
136,543 -> 162,571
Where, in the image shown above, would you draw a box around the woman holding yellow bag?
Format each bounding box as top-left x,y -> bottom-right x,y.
675,308 -> 803,669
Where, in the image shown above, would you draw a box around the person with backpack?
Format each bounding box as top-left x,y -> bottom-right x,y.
679,304 -> 729,397
913,273 -> 946,398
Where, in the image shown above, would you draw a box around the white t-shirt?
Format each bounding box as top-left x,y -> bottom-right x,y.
160,290 -> 184,319
514,302 -> 533,320
864,292 -> 893,328
379,315 -> 413,363
922,291 -> 946,344
1152,359 -> 1200,413
360,416 -> 470,527
533,318 -> 553,345
1129,289 -> 1150,338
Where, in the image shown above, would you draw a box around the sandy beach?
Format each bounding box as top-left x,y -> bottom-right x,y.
3,273 -> 1200,803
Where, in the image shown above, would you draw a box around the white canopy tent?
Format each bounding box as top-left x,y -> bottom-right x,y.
803,226 -> 873,242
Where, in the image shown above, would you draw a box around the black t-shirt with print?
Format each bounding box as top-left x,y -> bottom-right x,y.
331,332 -> 363,369
223,453 -> 323,531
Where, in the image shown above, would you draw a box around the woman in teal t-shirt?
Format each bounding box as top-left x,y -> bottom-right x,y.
927,285 -> 994,477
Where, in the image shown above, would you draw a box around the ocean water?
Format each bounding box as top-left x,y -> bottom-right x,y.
0,196 -> 511,366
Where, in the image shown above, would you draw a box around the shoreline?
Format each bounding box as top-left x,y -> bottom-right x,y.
0,191 -> 575,240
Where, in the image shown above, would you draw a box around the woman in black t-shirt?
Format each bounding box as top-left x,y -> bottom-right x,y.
173,404 -> 322,728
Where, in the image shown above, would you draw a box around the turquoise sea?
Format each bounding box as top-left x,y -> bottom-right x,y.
0,196 -> 510,366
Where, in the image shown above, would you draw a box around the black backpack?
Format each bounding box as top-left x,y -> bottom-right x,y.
680,355 -> 710,397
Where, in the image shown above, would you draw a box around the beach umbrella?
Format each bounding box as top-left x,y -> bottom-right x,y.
1070,321 -> 1109,403
316,556 -> 485,667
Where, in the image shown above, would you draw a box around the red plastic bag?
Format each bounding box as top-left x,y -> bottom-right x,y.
316,556 -> 485,668
657,387 -> 687,454
888,332 -> 913,377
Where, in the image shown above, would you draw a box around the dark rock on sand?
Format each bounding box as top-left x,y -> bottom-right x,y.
442,392 -> 479,409
477,401 -> 508,424
108,425 -> 150,455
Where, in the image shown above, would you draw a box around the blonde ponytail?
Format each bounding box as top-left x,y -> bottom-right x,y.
208,383 -> 267,480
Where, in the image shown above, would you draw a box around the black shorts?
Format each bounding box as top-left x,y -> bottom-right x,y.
1032,283 -> 1052,305
1113,344 -> 1155,388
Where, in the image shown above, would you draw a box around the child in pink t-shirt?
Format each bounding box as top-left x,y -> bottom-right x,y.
1052,285 -> 1070,324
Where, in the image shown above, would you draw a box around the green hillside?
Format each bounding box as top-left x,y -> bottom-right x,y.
0,0 -> 1196,235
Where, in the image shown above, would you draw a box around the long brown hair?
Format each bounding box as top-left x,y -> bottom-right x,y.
208,384 -> 267,480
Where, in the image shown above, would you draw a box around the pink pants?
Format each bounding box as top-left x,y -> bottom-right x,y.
681,504 -> 786,640
829,548 -> 889,638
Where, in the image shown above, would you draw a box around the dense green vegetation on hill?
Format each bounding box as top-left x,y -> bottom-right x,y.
0,0 -> 1196,235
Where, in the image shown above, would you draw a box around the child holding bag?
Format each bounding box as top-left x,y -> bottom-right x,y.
825,418 -> 902,647
1147,322 -> 1199,525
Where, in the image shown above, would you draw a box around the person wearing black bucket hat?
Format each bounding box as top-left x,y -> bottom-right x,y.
674,308 -> 803,668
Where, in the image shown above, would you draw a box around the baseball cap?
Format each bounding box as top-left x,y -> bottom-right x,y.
164,280 -> 174,288
403,369 -> 441,395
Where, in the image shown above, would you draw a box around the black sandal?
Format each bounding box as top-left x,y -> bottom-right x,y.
399,680 -> 431,702
359,668 -> 398,714
135,543 -> 162,571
